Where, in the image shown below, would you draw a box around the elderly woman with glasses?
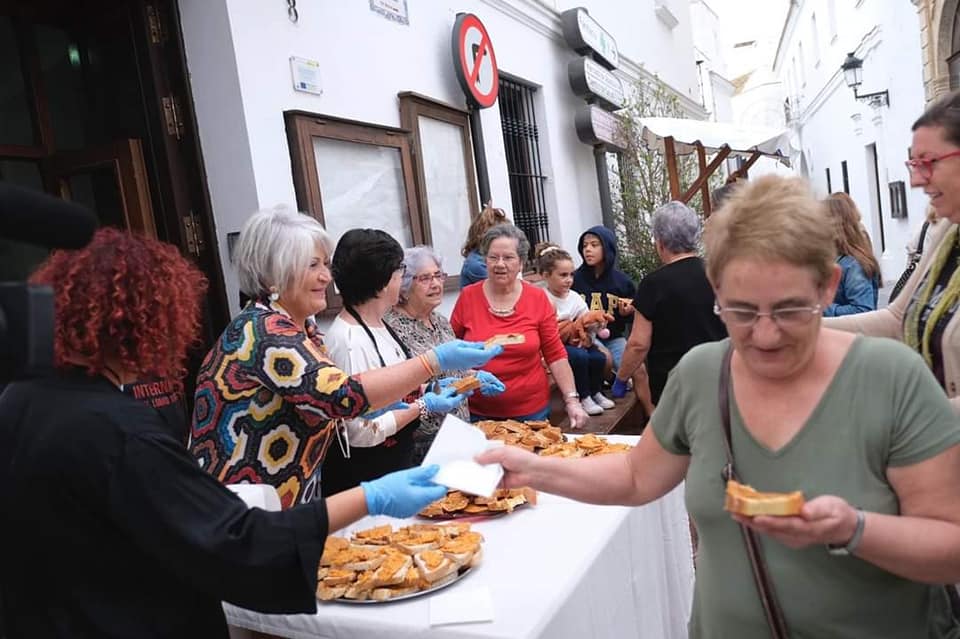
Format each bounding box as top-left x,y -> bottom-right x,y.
320,230 -> 495,495
191,210 -> 502,508
827,90 -> 960,414
614,201 -> 727,409
385,245 -> 505,463
451,223 -> 588,429
479,175 -> 960,637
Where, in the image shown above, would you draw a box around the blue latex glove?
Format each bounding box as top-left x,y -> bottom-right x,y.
433,340 -> 503,371
474,370 -> 506,396
361,464 -> 448,518
433,376 -> 458,392
362,401 -> 408,420
611,377 -> 629,399
421,386 -> 470,413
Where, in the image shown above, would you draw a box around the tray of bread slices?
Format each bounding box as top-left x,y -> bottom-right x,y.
317,522 -> 484,603
474,419 -> 564,453
538,432 -> 634,458
418,487 -> 537,519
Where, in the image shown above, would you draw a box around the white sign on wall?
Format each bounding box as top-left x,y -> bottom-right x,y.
290,56 -> 322,95
370,0 -> 409,25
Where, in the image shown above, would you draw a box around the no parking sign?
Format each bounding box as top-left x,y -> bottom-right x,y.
452,13 -> 499,109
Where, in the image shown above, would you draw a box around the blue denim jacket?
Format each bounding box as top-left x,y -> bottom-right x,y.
460,250 -> 487,288
824,255 -> 879,317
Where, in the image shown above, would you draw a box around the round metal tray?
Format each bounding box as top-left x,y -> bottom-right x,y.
326,564 -> 474,604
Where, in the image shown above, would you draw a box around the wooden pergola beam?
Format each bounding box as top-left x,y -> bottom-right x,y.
735,151 -> 763,180
679,145 -> 731,205
664,136 -> 681,200
696,143 -> 712,217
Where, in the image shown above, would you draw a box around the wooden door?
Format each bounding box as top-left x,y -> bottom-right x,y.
49,138 -> 157,236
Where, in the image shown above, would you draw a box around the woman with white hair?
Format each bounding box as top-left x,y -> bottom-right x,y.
190,207 -> 503,508
615,201 -> 727,406
385,245 -> 505,463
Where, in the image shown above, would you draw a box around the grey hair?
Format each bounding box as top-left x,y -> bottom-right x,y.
234,204 -> 334,299
652,201 -> 701,253
480,223 -> 531,268
398,245 -> 443,302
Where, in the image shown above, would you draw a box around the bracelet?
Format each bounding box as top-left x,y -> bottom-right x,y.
826,508 -> 866,556
418,353 -> 439,377
415,398 -> 429,420
424,352 -> 441,376
564,391 -> 579,399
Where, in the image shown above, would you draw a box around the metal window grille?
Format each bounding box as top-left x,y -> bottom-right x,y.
498,77 -> 549,258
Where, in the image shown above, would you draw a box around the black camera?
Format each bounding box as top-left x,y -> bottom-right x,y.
0,184 -> 96,381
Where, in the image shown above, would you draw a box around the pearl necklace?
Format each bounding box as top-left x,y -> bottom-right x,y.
488,304 -> 516,317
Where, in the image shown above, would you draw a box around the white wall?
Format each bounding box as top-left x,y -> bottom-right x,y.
775,0 -> 927,283
178,0 -> 704,314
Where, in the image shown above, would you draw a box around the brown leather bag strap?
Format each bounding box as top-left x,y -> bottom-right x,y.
719,344 -> 791,639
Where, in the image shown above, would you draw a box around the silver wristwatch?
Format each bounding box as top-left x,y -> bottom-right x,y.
826,508 -> 865,556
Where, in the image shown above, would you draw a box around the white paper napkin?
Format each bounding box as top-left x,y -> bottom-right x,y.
429,586 -> 495,626
227,484 -> 282,512
421,414 -> 504,497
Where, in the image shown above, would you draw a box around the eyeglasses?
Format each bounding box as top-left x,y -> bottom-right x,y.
713,303 -> 822,328
485,254 -> 519,264
905,150 -> 960,179
414,271 -> 447,285
393,264 -> 407,275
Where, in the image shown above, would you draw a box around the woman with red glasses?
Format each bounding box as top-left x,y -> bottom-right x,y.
827,90 -> 960,414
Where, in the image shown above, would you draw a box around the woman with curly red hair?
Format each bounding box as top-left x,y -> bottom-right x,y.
35,226 -> 206,441
0,227 -> 450,638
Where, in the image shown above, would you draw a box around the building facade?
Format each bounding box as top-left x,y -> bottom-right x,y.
0,1 -> 706,336
690,0 -> 735,123
915,0 -> 960,101
179,0 -> 707,316
775,0 -> 928,282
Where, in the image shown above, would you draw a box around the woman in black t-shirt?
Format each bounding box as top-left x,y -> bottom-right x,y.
616,201 -> 727,404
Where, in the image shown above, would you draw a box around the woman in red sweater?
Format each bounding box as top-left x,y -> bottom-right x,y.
451,224 -> 588,428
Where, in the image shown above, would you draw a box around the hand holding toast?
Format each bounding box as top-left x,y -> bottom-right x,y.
732,495 -> 860,550
420,386 -> 470,413
473,370 -> 506,396
433,339 -> 504,371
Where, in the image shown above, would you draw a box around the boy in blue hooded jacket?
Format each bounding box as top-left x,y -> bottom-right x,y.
572,225 -> 637,371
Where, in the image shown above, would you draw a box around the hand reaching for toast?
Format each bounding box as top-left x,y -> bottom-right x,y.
566,400 -> 589,430
475,445 -> 541,490
731,495 -> 860,550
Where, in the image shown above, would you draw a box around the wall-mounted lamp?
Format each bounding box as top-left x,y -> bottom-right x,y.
841,52 -> 889,108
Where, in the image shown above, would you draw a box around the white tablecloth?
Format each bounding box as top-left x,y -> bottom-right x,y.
225,436 -> 694,639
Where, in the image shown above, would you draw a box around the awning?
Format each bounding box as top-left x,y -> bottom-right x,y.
638,117 -> 793,167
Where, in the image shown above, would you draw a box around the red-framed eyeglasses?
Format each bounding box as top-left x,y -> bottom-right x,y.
905,150 -> 960,179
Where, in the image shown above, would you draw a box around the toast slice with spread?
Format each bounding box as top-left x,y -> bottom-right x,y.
724,479 -> 804,516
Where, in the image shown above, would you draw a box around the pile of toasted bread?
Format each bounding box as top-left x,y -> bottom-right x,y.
539,433 -> 633,458
317,522 -> 484,601
474,419 -> 564,453
419,487 -> 537,519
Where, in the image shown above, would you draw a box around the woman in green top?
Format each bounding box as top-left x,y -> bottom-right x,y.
478,175 -> 960,638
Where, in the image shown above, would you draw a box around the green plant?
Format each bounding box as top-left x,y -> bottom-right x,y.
611,74 -> 722,283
